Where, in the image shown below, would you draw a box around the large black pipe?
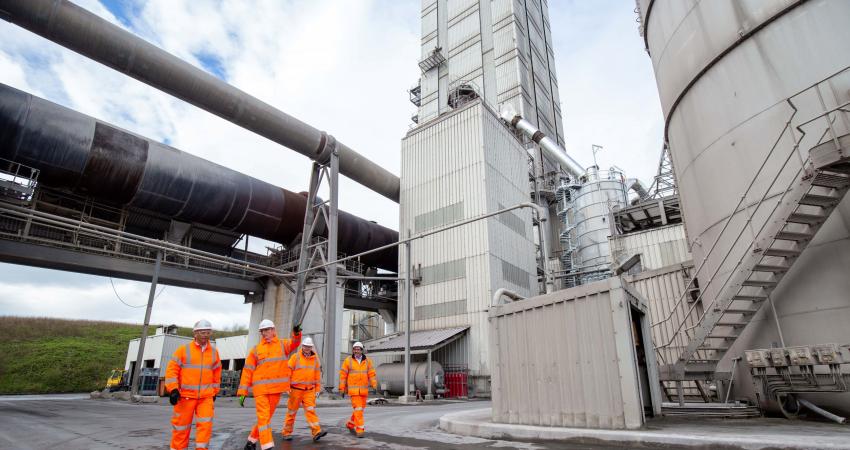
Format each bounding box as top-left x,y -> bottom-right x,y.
0,83 -> 398,271
0,0 -> 400,202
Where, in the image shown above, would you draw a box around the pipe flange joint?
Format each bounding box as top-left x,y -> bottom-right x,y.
315,132 -> 338,165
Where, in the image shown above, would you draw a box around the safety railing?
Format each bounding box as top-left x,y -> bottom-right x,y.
651,65 -> 850,367
0,200 -> 288,281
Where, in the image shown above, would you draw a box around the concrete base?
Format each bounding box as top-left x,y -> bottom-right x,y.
425,394 -> 435,400
398,395 -> 417,403
440,407 -> 850,450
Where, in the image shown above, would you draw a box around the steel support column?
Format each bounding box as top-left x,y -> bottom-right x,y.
323,150 -> 340,392
292,163 -> 322,326
130,250 -> 162,396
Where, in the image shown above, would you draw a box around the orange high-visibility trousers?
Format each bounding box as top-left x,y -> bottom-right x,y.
247,393 -> 281,450
170,396 -> 214,450
345,394 -> 368,435
283,388 -> 321,437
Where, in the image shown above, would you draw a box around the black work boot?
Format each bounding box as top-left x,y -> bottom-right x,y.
244,442 -> 257,450
313,430 -> 328,442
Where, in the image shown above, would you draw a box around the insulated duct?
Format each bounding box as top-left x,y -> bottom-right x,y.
626,177 -> 649,201
499,105 -> 585,179
0,0 -> 400,202
0,83 -> 398,271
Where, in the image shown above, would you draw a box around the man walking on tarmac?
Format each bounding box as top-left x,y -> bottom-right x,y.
283,337 -> 328,441
237,320 -> 302,450
164,319 -> 222,450
339,341 -> 378,438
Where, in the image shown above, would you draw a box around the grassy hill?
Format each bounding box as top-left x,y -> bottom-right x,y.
0,316 -> 246,394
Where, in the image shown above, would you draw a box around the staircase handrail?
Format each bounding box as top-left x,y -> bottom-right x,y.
652,65 -> 850,363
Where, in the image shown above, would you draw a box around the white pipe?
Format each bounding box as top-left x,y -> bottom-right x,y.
492,288 -> 526,306
798,398 -> 846,424
500,105 -> 584,179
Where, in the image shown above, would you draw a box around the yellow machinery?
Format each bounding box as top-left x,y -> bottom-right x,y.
105,369 -> 128,392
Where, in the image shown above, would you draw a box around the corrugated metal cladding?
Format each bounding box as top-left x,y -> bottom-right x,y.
626,262 -> 703,366
416,0 -> 565,149
215,335 -> 248,363
489,278 -> 644,429
610,224 -> 691,271
125,334 -> 192,370
400,100 -> 535,386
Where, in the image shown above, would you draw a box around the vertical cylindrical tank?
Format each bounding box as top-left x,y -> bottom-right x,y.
639,0 -> 850,409
558,168 -> 628,285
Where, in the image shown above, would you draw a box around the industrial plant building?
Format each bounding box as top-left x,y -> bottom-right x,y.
1,0 -> 849,430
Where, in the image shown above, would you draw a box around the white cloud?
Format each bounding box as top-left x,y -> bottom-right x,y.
0,0 -> 664,325
0,272 -> 247,329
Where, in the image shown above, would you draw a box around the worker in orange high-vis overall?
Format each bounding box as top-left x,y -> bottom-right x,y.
283,337 -> 328,442
339,341 -> 378,438
164,319 -> 222,450
237,319 -> 302,450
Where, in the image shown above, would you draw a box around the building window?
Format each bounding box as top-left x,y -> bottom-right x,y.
419,258 -> 466,285
415,201 -> 464,232
501,260 -> 530,289
497,203 -> 527,237
415,299 -> 467,320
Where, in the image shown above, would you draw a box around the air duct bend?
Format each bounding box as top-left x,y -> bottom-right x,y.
626,178 -> 649,200
492,288 -> 526,306
500,105 -> 584,180
0,0 -> 400,202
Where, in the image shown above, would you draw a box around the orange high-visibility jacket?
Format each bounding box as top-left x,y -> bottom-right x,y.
288,349 -> 321,391
237,331 -> 301,396
164,341 -> 221,398
339,355 -> 377,396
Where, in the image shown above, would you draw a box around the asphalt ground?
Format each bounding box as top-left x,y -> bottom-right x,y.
0,395 -> 603,450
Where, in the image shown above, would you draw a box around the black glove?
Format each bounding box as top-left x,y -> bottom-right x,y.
293,324 -> 302,334
213,395 -> 217,402
169,389 -> 180,406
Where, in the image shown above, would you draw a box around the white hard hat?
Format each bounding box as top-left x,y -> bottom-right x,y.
258,319 -> 275,330
302,337 -> 314,347
353,341 -> 364,349
193,319 -> 212,331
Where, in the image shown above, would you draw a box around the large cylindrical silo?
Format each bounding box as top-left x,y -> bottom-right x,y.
639,0 -> 850,411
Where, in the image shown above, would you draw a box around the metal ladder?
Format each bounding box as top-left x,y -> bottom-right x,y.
652,67 -> 850,407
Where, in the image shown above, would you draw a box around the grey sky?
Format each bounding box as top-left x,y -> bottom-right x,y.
0,0 -> 662,328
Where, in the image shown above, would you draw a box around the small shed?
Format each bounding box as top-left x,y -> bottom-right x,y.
489,277 -> 661,430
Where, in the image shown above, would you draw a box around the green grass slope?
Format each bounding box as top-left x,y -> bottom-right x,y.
0,316 -> 245,394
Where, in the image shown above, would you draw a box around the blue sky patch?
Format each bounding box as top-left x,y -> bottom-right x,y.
99,0 -> 142,29
194,51 -> 228,80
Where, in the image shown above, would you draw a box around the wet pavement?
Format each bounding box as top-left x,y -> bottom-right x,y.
0,395 -> 619,449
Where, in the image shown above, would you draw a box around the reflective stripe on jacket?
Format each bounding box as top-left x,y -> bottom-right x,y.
288,349 -> 321,391
237,331 -> 301,396
165,341 -> 222,399
339,355 -> 377,396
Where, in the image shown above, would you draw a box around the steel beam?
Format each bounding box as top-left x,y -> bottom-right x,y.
0,239 -> 262,295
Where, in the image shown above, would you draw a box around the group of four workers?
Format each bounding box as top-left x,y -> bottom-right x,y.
164,318 -> 378,450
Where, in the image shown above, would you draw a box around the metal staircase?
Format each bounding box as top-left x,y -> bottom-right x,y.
651,68 -> 850,412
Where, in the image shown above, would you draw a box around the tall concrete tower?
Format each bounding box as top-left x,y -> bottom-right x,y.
412,0 -> 565,164
398,0 -> 566,396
